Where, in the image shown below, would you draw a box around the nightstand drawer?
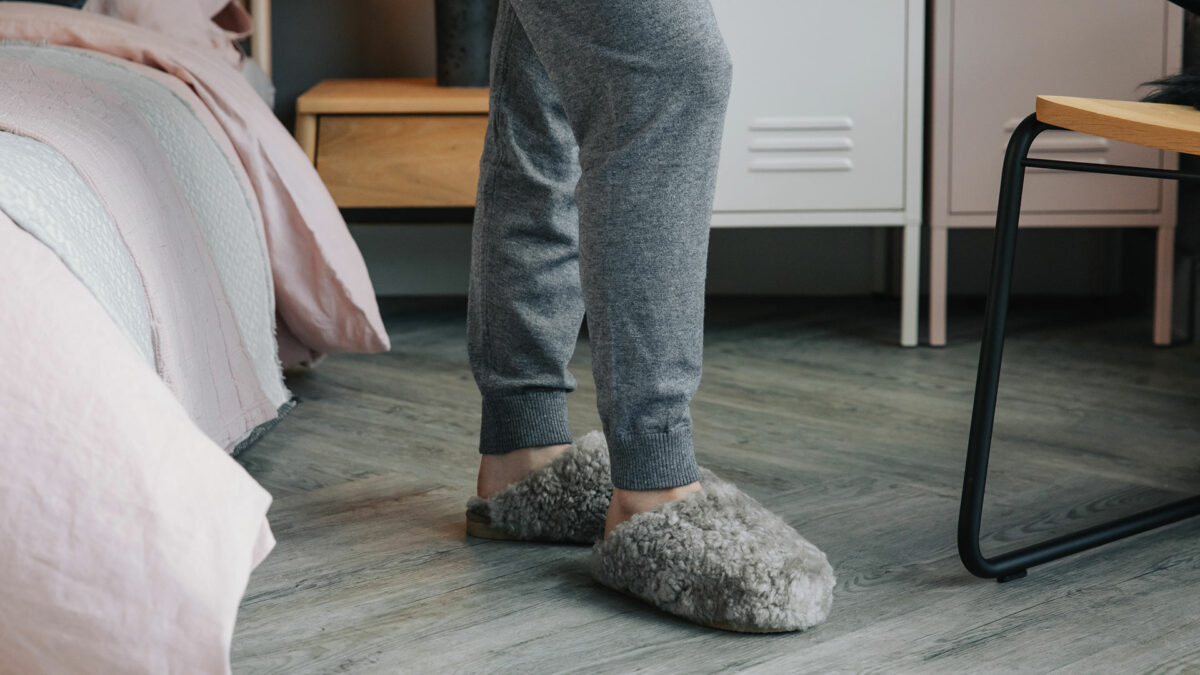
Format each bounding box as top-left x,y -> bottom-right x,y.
316,114 -> 488,208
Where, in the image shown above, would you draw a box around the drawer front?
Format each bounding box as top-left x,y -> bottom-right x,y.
948,0 -> 1171,215
317,114 -> 487,208
711,0 -> 909,212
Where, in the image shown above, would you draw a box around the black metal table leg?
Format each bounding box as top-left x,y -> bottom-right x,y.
956,113 -> 1200,582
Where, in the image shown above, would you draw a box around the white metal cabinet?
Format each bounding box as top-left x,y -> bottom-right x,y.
709,0 -> 926,346
712,0 -> 908,212
928,0 -> 1182,345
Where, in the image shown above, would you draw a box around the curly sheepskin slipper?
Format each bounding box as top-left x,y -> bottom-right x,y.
589,468 -> 835,633
465,431 -> 612,544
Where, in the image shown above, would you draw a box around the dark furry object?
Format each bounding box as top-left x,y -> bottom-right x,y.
1142,0 -> 1200,108
1142,72 -> 1200,110
1171,0 -> 1200,15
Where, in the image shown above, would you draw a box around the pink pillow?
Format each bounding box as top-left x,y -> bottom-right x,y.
0,216 -> 275,674
83,0 -> 246,65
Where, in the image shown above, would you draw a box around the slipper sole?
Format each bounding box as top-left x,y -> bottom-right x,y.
465,510 -> 600,545
596,581 -> 805,634
464,510 -> 521,541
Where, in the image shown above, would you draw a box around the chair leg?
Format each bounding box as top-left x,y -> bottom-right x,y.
957,113 -> 1200,582
929,226 -> 948,347
1154,226 -> 1175,346
958,113 -> 1044,582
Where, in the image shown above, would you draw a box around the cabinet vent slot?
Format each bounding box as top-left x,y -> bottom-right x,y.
749,116 -> 854,131
749,137 -> 854,151
749,158 -> 853,172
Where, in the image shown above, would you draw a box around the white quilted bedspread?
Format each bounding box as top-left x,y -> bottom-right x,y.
0,130 -> 156,367
0,43 -> 289,431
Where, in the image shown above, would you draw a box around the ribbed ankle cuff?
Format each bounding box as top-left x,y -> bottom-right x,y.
608,425 -> 701,490
479,390 -> 573,454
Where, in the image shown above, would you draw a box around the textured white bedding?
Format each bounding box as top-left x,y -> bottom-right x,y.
0,130 -> 156,367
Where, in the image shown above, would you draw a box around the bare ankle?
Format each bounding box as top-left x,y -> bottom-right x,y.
477,443 -> 570,499
605,482 -> 702,538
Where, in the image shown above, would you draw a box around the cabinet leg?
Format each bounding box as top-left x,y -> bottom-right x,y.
930,226 -> 948,347
900,224 -> 920,347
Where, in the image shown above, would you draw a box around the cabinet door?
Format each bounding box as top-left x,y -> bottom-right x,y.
710,0 -> 909,213
947,0 -> 1171,215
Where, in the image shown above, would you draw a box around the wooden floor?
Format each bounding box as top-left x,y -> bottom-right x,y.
232,297 -> 1200,674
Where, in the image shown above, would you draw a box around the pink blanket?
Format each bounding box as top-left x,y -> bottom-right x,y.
0,2 -> 390,360
0,6 -> 394,671
0,53 -> 284,450
0,215 -> 275,674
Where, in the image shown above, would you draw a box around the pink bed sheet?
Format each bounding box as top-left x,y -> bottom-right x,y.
0,2 -> 390,362
0,214 -> 275,674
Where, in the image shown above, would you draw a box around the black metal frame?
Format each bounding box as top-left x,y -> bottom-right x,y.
958,112 -> 1200,582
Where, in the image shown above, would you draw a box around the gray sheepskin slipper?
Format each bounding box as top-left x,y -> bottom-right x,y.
589,468 -> 835,633
465,431 -> 612,544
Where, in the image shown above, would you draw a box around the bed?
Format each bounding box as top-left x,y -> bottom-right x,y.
0,2 -> 389,672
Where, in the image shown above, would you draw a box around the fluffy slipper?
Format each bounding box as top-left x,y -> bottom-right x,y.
589,468 -> 834,633
466,431 -> 612,544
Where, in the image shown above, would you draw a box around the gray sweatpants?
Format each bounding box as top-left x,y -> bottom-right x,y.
467,0 -> 733,491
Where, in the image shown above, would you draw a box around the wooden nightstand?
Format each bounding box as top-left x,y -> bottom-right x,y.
295,78 -> 489,208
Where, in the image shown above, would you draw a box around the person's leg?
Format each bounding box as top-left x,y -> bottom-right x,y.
469,4 -> 835,629
502,0 -> 732,510
467,0 -> 586,497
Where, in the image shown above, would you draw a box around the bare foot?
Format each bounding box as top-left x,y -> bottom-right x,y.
477,443 -> 571,499
605,482 -> 702,538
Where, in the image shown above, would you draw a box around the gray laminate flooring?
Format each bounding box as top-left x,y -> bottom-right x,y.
232,297 -> 1200,674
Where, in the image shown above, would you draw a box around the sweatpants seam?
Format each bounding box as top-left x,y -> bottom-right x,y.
476,1 -> 519,390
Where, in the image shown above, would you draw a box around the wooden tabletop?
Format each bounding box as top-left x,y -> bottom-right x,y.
297,78 -> 490,115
